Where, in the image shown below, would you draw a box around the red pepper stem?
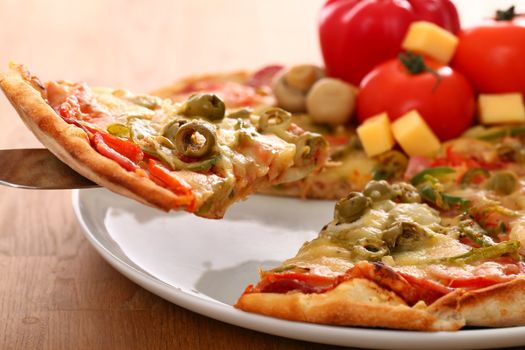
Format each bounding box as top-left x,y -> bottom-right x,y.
399,52 -> 442,91
495,5 -> 517,21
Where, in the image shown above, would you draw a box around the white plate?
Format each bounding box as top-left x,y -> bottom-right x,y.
73,188 -> 525,350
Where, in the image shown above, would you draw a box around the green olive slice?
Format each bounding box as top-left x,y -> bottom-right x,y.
183,93 -> 225,121
162,119 -> 185,141
334,192 -> 371,224
257,107 -> 292,132
352,237 -> 389,261
174,121 -> 217,158
293,133 -> 327,167
363,180 -> 393,201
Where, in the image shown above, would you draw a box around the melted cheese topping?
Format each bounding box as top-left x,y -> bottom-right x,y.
278,198 -> 471,278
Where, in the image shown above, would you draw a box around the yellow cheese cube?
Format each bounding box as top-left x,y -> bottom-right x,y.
357,113 -> 395,157
402,21 -> 458,64
478,93 -> 525,124
391,110 -> 441,157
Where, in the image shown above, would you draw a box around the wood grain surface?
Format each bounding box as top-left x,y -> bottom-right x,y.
1,1 -> 523,349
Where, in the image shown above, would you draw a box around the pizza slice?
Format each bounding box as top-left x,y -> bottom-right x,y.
151,66 -> 398,200
0,64 -> 328,219
235,176 -> 525,330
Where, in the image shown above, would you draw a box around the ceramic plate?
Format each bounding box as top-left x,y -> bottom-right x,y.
73,188 -> 525,349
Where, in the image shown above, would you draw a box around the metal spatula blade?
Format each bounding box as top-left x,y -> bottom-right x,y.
0,148 -> 99,189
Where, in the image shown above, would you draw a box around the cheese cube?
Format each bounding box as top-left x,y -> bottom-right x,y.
357,113 -> 395,157
391,110 -> 441,157
402,21 -> 458,64
478,93 -> 525,124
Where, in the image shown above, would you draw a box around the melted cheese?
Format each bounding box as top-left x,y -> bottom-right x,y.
275,198 -> 471,275
392,234 -> 469,265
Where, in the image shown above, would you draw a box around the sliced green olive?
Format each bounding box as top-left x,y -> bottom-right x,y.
162,119 -> 186,141
174,121 -> 217,158
155,135 -> 176,150
352,237 -> 389,261
395,222 -> 433,250
107,123 -> 130,138
363,180 -> 393,201
391,183 -> 421,203
372,150 -> 409,181
382,222 -> 403,249
485,170 -> 518,195
334,192 -> 371,224
183,93 -> 225,121
293,133 -> 327,167
257,107 -> 292,132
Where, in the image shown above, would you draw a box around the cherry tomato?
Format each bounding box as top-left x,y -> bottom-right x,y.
452,6 -> 525,96
357,54 -> 475,141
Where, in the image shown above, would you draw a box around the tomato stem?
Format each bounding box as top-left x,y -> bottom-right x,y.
399,52 -> 442,91
495,5 -> 517,21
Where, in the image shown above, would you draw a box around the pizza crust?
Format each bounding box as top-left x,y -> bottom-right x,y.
235,278 -> 464,331
0,67 -> 191,212
429,278 -> 525,327
236,276 -> 525,330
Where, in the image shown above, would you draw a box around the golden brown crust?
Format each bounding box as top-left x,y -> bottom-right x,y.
235,278 -> 464,331
0,67 -> 190,212
429,278 -> 525,327
236,275 -> 525,330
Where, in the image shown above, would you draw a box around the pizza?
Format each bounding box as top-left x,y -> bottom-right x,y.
235,173 -> 525,330
150,64 -> 525,330
0,64 -> 328,219
153,65 -> 379,199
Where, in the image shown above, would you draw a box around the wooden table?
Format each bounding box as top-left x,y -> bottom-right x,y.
1,1 -> 522,349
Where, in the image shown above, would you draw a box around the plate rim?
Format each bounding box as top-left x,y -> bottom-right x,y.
72,189 -> 525,350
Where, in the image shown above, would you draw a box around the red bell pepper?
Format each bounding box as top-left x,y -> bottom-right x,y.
148,159 -> 195,210
319,0 -> 460,85
92,132 -> 142,172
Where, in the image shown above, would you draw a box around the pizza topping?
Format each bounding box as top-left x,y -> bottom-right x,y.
39,78 -> 328,218
256,107 -> 292,135
107,123 -> 131,138
373,150 -> 409,181
92,132 -> 142,171
246,64 -> 284,88
305,78 -> 357,126
246,176 -> 525,305
485,170 -> 519,195
433,241 -> 520,266
172,120 -> 217,159
411,169 -> 470,211
272,64 -> 324,113
457,217 -> 496,247
460,167 -> 490,185
181,93 -> 226,122
334,192 -> 371,224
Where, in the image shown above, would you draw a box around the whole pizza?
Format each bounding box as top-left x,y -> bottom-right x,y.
3,0 -> 525,332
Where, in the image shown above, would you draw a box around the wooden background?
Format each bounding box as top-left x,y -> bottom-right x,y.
0,0 -> 523,349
